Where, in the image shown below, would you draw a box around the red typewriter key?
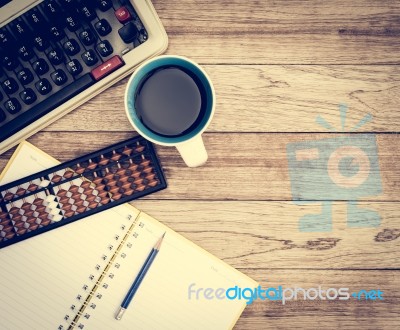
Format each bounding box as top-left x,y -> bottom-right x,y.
115,7 -> 132,24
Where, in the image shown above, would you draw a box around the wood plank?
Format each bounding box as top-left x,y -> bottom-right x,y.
132,201 -> 400,269
1,132 -> 397,201
44,65 -> 400,133
234,269 -> 399,329
151,0 -> 400,64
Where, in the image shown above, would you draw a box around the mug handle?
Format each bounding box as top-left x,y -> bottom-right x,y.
176,135 -> 208,167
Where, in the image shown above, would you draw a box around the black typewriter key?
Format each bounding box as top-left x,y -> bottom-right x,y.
0,108 -> 5,122
66,59 -> 83,76
64,39 -> 81,56
4,98 -> 21,114
33,35 -> 49,52
96,40 -> 113,57
59,0 -> 76,8
25,8 -> 47,33
66,14 -> 81,32
35,78 -> 52,95
1,55 -> 19,71
2,78 -> 19,94
42,0 -> 63,18
17,68 -> 34,85
19,88 -> 37,105
79,2 -> 96,21
96,0 -> 113,12
49,26 -> 65,42
94,19 -> 112,36
0,28 -> 14,51
51,69 -> 68,86
81,50 -> 98,66
32,59 -> 49,75
79,29 -> 96,46
118,22 -> 139,43
47,47 -> 65,65
9,20 -> 30,40
18,45 -> 34,62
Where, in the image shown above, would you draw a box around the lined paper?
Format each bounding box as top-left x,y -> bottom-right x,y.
0,142 -> 257,329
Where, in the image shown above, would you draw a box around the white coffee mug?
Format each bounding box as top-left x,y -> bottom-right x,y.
124,55 -> 215,167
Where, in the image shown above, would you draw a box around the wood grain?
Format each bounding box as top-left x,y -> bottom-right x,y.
44,65 -> 400,133
1,0 -> 399,328
133,201 -> 400,270
234,269 -> 399,329
1,132 -> 398,201
151,0 -> 400,64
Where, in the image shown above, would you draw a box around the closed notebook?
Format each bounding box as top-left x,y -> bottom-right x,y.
0,142 -> 257,330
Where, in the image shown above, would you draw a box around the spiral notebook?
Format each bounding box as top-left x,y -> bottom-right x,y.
0,142 -> 257,330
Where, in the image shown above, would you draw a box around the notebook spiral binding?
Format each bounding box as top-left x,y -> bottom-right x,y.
61,211 -> 143,330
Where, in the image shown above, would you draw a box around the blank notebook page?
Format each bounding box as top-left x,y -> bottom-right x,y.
0,142 -> 257,330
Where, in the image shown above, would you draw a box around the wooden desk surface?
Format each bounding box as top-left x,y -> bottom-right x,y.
1,1 -> 399,329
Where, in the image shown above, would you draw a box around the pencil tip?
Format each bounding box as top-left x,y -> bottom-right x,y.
162,232 -> 166,238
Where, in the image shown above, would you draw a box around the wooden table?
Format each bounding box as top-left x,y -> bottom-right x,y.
1,1 -> 399,329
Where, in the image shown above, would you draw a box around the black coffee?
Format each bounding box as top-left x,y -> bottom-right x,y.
134,65 -> 208,137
